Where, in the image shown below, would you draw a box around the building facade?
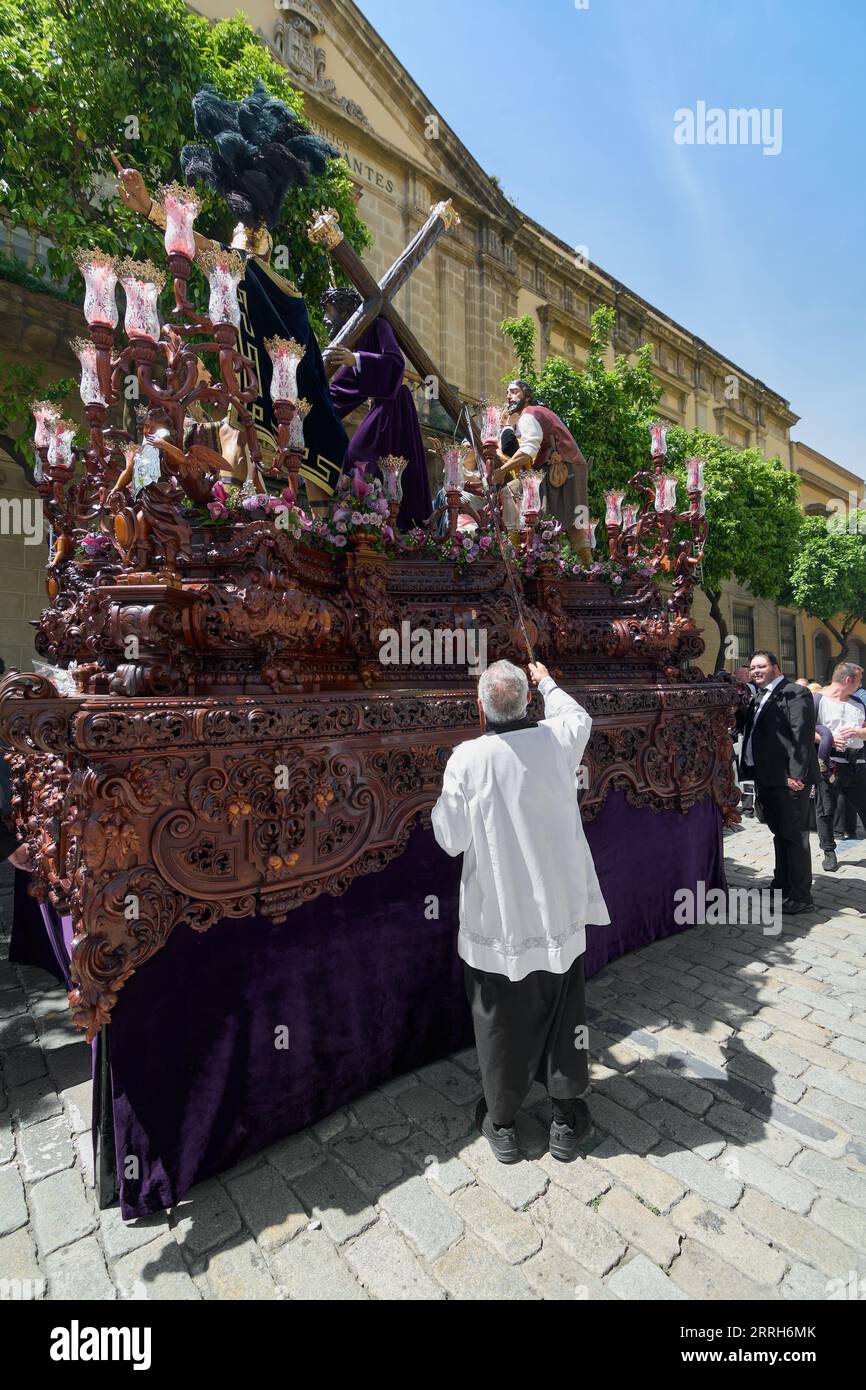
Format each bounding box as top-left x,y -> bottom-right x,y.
0,0 -> 862,680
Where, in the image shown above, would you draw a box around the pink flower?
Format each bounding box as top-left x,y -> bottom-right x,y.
332,506 -> 351,523
333,534 -> 347,547
351,511 -> 364,525
352,467 -> 370,498
207,501 -> 228,520
479,536 -> 492,550
612,574 -> 623,585
211,480 -> 228,504
383,525 -> 395,543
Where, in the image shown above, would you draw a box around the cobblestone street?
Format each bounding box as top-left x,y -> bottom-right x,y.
2,817 -> 866,1302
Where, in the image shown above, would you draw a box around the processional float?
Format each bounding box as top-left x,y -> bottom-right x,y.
0,188 -> 742,1045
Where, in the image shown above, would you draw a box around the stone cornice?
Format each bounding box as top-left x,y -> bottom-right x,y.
300,0 -> 518,226
258,5 -> 800,431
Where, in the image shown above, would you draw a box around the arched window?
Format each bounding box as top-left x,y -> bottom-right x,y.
814,631 -> 832,682
848,637 -> 866,671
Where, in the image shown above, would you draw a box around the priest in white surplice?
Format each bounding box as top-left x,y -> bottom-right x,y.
431,659 -> 609,1164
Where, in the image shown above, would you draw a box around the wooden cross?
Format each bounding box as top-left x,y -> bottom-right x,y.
307,201 -> 465,430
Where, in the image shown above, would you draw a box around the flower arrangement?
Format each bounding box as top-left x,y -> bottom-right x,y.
518,518 -> 569,577
425,528 -> 495,570
73,533 -> 109,562
312,466 -> 395,551
577,557 -> 653,589
177,481 -> 311,542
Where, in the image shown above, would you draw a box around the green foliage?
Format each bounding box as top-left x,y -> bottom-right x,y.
786,513 -> 866,641
500,312 -> 806,666
0,251 -> 77,304
0,0 -> 369,306
500,307 -> 661,518
664,428 -> 803,602
0,360 -> 76,480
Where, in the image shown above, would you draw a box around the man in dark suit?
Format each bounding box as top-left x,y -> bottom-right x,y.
738,650 -> 818,914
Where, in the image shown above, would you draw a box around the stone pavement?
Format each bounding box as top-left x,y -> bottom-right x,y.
2,816 -> 866,1302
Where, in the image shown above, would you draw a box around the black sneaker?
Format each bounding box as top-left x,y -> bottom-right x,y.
549,1100 -> 591,1162
822,851 -> 838,872
782,897 -> 813,916
475,1098 -> 521,1164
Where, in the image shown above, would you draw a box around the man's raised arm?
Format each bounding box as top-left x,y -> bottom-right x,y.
530,662 -> 592,770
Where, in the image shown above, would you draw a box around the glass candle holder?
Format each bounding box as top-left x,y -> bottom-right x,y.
621,502 -> 639,531
441,446 -> 465,491
197,246 -> 245,328
288,397 -> 311,452
118,258 -> 164,342
156,182 -> 201,258
480,403 -> 501,444
604,490 -> 625,526
69,337 -> 107,407
381,454 -> 408,502
654,473 -> 679,513
47,419 -> 76,471
686,456 -> 705,492
521,468 -> 543,514
265,335 -> 305,403
649,421 -> 668,461
30,400 -> 60,452
73,249 -> 119,328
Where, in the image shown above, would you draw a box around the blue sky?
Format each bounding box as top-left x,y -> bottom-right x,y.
357,0 -> 865,481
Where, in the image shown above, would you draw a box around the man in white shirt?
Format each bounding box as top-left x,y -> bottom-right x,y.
814,661 -> 866,871
431,659 -> 609,1164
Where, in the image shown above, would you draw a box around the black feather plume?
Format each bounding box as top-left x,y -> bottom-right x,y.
181,79 -> 340,229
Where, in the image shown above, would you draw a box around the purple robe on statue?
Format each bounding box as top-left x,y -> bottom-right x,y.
329,317 -> 432,528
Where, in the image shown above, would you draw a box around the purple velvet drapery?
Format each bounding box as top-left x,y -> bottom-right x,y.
329,318 -> 432,529
7,791 -> 724,1218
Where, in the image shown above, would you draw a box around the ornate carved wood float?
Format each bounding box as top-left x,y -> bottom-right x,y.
4,201 -> 742,1042
0,533 -> 742,1041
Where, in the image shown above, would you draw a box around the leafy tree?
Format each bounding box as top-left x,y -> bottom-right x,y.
500,313 -> 804,668
0,361 -> 76,485
0,0 -> 370,476
0,0 -> 367,293
785,513 -> 866,664
665,429 -> 803,669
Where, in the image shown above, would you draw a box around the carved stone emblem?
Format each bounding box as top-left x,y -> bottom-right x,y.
271,2 -> 371,127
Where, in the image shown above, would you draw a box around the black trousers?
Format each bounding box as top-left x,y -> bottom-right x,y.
463,954 -> 588,1128
755,781 -> 813,903
816,765 -> 866,852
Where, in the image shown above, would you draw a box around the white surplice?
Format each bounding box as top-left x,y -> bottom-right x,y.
431,677 -> 610,980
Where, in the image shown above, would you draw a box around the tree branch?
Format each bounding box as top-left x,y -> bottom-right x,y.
0,433 -> 36,488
